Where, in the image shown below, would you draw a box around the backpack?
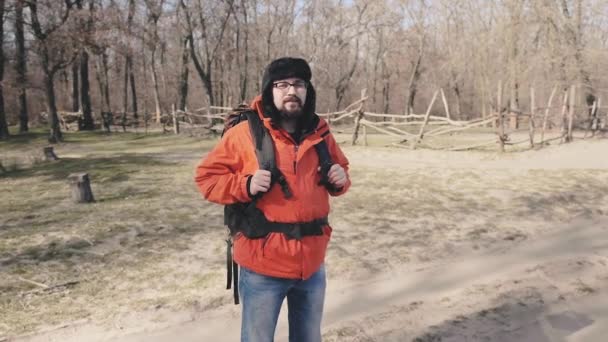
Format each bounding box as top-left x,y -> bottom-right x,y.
221,105 -> 336,304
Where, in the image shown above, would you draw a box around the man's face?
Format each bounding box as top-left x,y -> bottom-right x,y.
272,77 -> 308,119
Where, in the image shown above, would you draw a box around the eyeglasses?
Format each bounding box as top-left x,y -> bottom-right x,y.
272,81 -> 307,91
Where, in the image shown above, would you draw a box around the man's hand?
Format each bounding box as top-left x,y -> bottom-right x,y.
249,170 -> 272,196
328,164 -> 347,188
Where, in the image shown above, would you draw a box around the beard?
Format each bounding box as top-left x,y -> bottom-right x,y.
278,96 -> 304,119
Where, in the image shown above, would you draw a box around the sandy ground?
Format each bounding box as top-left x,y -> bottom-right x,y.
8,138 -> 608,342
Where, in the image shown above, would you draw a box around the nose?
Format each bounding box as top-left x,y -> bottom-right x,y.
286,85 -> 297,95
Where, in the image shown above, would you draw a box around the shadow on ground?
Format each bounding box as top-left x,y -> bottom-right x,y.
0,154 -> 175,182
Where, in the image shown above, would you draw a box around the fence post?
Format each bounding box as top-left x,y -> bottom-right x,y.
529,87 -> 535,148
559,87 -> 570,143
172,104 -> 180,134
411,90 -> 439,150
351,89 -> 367,146
600,98 -> 605,130
351,110 -> 364,146
496,81 -> 505,152
440,88 -> 451,120
540,85 -> 557,145
566,85 -> 575,143
585,100 -> 598,137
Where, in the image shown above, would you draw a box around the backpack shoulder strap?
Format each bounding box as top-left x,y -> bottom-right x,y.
314,135 -> 340,192
244,111 -> 274,171
244,111 -> 292,199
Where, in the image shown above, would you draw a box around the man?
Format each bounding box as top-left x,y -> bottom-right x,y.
195,57 -> 351,342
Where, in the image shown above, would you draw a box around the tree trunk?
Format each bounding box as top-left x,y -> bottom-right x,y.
382,62 -> 390,114
0,0 -> 7,139
0,87 -> 7,140
101,52 -> 111,112
453,82 -> 462,118
15,0 -> 28,133
125,0 -> 137,121
27,0 -> 72,142
94,55 -> 106,112
335,36 -> 360,111
71,61 -> 80,112
177,37 -> 189,112
44,67 -> 62,143
128,56 -> 138,119
180,0 -> 229,107
559,0 -> 594,112
77,0 -> 94,130
405,37 -> 424,115
122,56 -> 129,127
150,48 -> 162,121
79,50 -> 94,129
215,57 -> 226,106
188,38 -> 215,106
508,0 -> 521,129
238,0 -> 249,102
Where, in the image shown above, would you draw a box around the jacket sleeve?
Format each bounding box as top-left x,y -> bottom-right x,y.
194,129 -> 252,204
325,132 -> 351,196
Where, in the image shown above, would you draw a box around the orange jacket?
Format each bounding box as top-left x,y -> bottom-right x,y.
195,96 -> 350,279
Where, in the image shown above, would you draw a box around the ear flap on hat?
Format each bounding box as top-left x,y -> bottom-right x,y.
261,81 -> 316,124
260,57 -> 317,129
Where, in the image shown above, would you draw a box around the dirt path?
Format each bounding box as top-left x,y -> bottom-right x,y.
16,216 -> 607,342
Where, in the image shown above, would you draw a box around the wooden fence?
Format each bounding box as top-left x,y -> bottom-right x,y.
54,83 -> 606,152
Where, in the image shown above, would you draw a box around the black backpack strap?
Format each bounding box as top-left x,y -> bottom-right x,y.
314,138 -> 341,192
225,237 -> 239,305
244,111 -> 273,170
244,111 -> 292,199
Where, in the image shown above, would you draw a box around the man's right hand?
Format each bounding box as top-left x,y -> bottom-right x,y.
249,170 -> 272,196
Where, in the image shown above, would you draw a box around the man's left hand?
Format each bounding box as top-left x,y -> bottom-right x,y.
328,164 -> 347,188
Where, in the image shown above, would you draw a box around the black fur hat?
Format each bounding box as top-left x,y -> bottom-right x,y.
261,57 -> 312,92
261,57 -> 317,129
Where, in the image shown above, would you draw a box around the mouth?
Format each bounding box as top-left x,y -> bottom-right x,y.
283,97 -> 301,105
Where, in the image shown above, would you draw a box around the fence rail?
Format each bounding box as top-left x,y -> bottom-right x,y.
54,83 -> 606,151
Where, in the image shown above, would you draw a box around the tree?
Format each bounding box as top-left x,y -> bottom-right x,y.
176,2 -> 190,112
0,0 -> 8,139
180,0 -> 232,107
123,0 -> 138,121
90,0 -> 112,116
71,57 -> 79,112
0,0 -> 604,132
15,0 -> 28,133
75,0 -> 95,130
143,0 -> 164,122
402,0 -> 428,116
28,0 -> 76,143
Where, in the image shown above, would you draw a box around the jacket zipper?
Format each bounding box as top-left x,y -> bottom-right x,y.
277,122 -> 327,174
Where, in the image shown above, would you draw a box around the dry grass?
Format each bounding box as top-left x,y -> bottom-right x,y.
1,129 -> 607,338
1,130 -> 224,336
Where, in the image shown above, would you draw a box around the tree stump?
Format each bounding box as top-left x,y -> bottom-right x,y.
43,146 -> 59,161
68,173 -> 95,203
101,112 -> 113,133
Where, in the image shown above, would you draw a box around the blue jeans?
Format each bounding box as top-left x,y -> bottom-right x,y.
239,264 -> 326,342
